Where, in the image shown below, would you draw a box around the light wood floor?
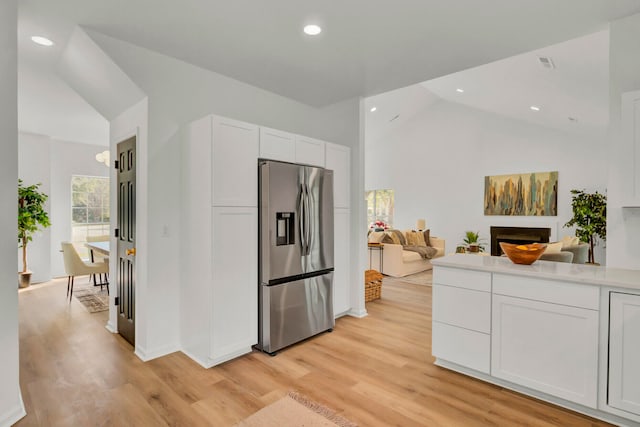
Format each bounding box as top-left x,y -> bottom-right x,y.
16,276 -> 611,426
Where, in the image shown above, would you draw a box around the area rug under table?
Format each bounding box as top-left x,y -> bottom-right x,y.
72,284 -> 109,313
235,391 -> 357,427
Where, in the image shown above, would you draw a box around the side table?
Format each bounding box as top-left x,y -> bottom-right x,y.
368,243 -> 384,272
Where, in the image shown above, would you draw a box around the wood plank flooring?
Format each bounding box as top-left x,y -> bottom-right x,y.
16,276 -> 611,426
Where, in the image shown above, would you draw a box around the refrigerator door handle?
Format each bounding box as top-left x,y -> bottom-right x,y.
298,183 -> 306,255
305,183 -> 312,256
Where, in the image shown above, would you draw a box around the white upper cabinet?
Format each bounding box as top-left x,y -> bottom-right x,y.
295,135 -> 325,167
212,116 -> 259,207
325,143 -> 350,209
259,127 -> 295,163
622,90 -> 640,207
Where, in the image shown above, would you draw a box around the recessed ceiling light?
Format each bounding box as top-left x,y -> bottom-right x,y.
456,88 -> 465,93
303,25 -> 322,36
530,105 -> 541,111
370,107 -> 377,112
31,36 -> 54,47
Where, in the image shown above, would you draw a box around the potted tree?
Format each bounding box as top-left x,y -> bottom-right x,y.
18,179 -> 51,288
564,189 -> 606,264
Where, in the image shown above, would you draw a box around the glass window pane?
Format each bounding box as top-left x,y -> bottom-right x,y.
72,207 -> 87,224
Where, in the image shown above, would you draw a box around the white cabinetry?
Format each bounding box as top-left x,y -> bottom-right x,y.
212,116 -> 259,207
325,143 -> 350,209
622,90 -> 640,206
491,274 -> 599,408
211,207 -> 258,364
333,209 -> 351,316
259,127 -> 295,163
432,267 -> 491,373
608,292 -> 640,418
295,135 -> 325,166
183,114 -> 352,367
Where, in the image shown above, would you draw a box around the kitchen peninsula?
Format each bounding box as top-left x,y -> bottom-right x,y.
431,255 -> 640,426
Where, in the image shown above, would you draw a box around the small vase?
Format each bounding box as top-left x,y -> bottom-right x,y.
468,244 -> 480,253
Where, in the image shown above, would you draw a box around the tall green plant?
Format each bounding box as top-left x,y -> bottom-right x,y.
18,180 -> 51,273
564,189 -> 606,264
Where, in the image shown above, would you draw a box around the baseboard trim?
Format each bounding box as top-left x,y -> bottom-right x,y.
181,349 -> 215,369
134,342 -> 181,362
105,320 -> 116,333
0,394 -> 26,427
347,308 -> 368,318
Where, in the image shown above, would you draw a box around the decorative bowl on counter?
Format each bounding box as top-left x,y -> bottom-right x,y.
499,242 -> 547,265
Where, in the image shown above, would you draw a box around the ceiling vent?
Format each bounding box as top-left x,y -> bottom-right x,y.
538,56 -> 555,69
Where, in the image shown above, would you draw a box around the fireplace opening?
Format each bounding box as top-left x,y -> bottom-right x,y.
490,226 -> 551,256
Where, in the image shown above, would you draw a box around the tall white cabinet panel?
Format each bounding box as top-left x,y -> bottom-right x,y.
325,143 -> 350,209
333,209 -> 351,316
608,292 -> 640,417
492,294 -> 599,408
295,135 -> 325,167
259,127 -> 295,163
622,90 -> 640,205
210,207 -> 258,364
212,116 -> 259,207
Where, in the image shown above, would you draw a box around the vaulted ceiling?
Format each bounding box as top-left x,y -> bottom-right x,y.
17,0 -> 640,143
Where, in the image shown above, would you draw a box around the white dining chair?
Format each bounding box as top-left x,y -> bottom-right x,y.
60,242 -> 109,300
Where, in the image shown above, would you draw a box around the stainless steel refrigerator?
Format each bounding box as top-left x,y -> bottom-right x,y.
257,159 -> 335,354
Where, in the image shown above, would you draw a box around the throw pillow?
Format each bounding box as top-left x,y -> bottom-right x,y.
368,231 -> 385,244
423,229 -> 431,247
414,231 -> 427,247
560,235 -> 580,248
382,231 -> 400,245
404,230 -> 417,246
387,229 -> 406,246
544,241 -> 563,254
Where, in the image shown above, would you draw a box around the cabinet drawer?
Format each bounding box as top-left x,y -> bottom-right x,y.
432,321 -> 490,374
433,267 -> 491,292
433,284 -> 490,333
493,274 -> 599,310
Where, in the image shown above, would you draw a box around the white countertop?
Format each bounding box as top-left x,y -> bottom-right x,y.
432,254 -> 640,291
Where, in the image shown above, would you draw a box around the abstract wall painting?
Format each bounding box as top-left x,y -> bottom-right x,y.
484,171 -> 558,216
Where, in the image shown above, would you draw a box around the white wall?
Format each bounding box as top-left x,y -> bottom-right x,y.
18,133 -> 51,283
83,31 -> 362,359
0,1 -> 26,425
365,100 -> 608,262
18,133 -> 109,281
607,12 -> 640,270
49,138 -> 110,277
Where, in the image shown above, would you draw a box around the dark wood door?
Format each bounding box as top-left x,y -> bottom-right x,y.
117,136 -> 136,346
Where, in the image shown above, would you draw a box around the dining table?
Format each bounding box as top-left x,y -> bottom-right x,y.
85,241 -> 110,288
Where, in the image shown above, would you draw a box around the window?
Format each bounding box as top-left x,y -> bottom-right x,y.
71,176 -> 110,252
366,189 -> 394,228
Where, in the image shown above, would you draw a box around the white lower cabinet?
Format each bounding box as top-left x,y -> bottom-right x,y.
210,206 -> 258,364
333,208 -> 350,316
432,267 -> 491,374
492,294 -> 599,408
608,292 -> 640,418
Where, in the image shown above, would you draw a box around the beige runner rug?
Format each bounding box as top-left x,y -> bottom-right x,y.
235,391 -> 357,427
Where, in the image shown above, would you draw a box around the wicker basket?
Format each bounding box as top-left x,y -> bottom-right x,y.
364,269 -> 383,302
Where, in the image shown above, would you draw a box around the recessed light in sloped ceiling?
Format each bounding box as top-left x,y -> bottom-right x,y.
31,36 -> 54,46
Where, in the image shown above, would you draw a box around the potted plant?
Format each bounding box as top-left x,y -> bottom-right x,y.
462,231 -> 486,253
18,179 -> 51,288
564,189 -> 606,264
